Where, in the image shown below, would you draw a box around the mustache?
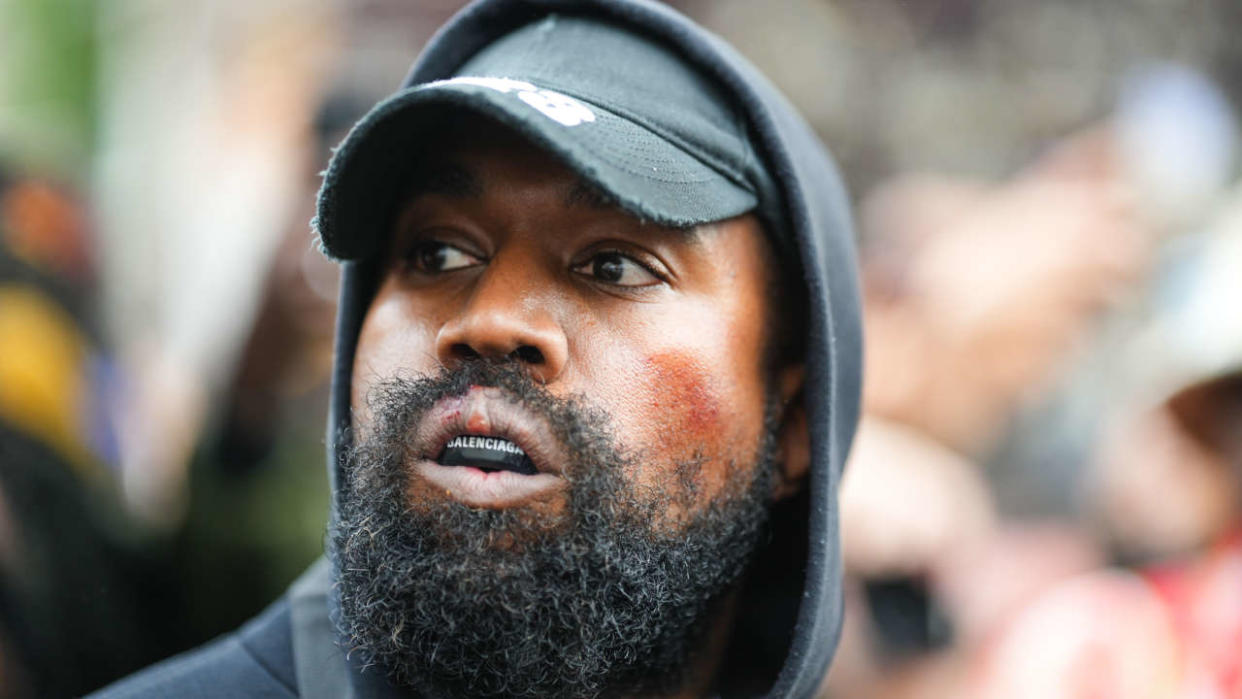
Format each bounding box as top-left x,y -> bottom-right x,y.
346,360 -> 627,489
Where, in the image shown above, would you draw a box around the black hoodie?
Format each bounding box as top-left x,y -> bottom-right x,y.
92,1 -> 861,697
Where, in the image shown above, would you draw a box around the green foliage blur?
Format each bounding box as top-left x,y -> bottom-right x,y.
0,0 -> 99,174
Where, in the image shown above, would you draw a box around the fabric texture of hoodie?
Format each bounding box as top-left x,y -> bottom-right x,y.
92,1 -> 861,697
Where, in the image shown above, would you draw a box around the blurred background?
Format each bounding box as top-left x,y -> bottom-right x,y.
1,0 -> 1240,696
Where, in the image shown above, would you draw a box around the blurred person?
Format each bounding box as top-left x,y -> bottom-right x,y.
1011,189 -> 1242,699
839,163 -> 1242,699
162,91 -> 358,649
93,1 -> 863,698
972,361 -> 1242,699
822,417 -> 994,698
210,91 -> 359,473
820,122 -> 1160,699
860,127 -> 1150,458
823,418 -> 1104,699
95,2 -> 339,530
0,169 -> 179,697
1090,185 -> 1242,562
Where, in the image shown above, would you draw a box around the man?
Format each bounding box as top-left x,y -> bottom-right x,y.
95,0 -> 861,696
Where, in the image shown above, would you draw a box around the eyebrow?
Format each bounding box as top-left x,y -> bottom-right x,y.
564,179 -> 617,210
565,178 -> 703,241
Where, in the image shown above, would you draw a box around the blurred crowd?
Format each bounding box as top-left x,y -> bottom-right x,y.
830,79 -> 1242,697
1,0 -> 1241,696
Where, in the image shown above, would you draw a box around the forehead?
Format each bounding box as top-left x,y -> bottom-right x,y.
384,113 -> 690,252
379,109 -> 780,300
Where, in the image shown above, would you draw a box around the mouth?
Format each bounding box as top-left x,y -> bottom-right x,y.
437,434 -> 538,475
409,387 -> 568,508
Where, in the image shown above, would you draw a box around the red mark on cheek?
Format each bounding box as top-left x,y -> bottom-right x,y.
643,352 -> 722,435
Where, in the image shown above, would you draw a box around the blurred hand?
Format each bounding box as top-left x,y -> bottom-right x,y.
861,129 -> 1150,454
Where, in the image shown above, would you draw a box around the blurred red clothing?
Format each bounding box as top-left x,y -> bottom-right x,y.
1143,528 -> 1242,698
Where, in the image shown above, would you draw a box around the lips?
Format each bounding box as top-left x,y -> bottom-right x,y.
410,386 -> 568,508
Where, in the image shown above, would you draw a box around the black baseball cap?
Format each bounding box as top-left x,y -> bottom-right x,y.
315,14 -> 778,261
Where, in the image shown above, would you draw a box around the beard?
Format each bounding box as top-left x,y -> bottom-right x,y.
331,362 -> 776,699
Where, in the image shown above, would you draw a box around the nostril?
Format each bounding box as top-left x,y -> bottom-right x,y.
452,343 -> 481,360
511,345 -> 545,364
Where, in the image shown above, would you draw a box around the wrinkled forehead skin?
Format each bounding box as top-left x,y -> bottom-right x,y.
320,1 -> 862,696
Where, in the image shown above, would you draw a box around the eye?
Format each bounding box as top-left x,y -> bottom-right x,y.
404,241 -> 481,274
574,251 -> 661,287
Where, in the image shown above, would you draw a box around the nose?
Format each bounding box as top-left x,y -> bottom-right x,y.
433,264 -> 569,383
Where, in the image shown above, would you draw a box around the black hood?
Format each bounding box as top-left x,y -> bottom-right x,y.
320,1 -> 862,696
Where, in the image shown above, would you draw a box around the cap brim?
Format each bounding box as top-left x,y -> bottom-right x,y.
315,77 -> 757,260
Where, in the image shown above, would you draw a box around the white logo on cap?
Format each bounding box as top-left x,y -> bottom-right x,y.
435,76 -> 596,127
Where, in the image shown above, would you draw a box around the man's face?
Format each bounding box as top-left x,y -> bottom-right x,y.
337,116 -> 802,697
350,119 -> 784,524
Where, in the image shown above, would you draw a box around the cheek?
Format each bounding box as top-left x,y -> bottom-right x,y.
578,291 -> 769,454
350,289 -> 440,420
642,352 -> 725,438
588,307 -> 769,497
620,345 -> 767,504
